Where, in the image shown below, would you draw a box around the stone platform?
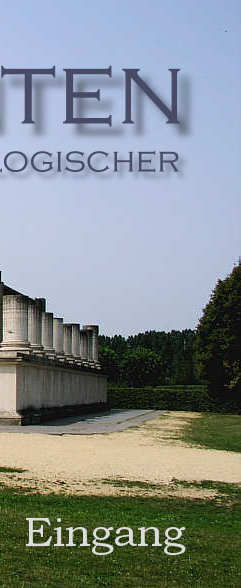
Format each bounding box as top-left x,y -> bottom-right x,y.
0,410 -> 160,434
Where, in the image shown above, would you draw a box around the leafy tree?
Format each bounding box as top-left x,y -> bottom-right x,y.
120,347 -> 162,387
98,346 -> 120,383
99,335 -> 127,357
195,262 -> 241,405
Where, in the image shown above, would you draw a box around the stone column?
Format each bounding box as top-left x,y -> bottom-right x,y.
42,312 -> 54,354
0,295 -> 30,351
92,325 -> 99,362
53,317 -> 64,355
63,324 -> 73,358
28,300 -> 43,352
80,329 -> 88,360
83,326 -> 93,361
83,325 -> 99,362
71,324 -> 81,358
36,298 -> 46,312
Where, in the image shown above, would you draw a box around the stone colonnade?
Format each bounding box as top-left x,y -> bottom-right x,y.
0,294 -> 99,366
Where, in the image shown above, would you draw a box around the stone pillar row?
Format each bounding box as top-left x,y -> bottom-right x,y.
0,294 -> 99,364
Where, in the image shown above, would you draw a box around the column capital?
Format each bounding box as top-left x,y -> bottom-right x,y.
83,325 -> 99,333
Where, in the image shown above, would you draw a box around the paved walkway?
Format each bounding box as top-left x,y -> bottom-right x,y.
0,409 -> 161,435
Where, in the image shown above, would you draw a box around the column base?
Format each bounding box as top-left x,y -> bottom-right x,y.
64,355 -> 75,363
42,349 -> 56,360
0,349 -> 31,358
0,411 -> 23,425
55,354 -> 66,362
0,342 -> 31,354
30,345 -> 44,354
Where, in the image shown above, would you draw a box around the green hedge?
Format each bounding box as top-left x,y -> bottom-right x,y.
108,385 -> 213,412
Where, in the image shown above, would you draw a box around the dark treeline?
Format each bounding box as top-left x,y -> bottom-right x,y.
99,329 -> 197,386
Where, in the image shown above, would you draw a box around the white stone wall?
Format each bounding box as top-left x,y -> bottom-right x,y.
15,363 -> 107,411
0,364 -> 17,413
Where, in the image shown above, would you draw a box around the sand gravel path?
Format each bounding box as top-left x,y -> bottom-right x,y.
0,412 -> 240,497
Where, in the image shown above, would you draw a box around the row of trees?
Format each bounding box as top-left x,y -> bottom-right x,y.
99,261 -> 241,408
99,329 -> 197,386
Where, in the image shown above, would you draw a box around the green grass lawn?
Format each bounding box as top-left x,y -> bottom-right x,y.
0,412 -> 240,586
180,413 -> 241,452
0,483 -> 241,587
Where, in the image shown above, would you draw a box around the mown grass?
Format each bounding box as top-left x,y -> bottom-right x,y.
0,484 -> 241,587
180,413 -> 241,452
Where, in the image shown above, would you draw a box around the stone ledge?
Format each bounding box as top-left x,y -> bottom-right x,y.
0,351 -> 103,375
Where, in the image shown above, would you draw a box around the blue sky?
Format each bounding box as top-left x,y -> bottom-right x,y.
0,0 -> 240,335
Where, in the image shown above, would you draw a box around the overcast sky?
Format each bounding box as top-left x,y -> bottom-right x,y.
0,0 -> 240,336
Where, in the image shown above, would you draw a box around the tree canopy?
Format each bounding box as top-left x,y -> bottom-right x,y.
99,329 -> 197,386
195,261 -> 241,405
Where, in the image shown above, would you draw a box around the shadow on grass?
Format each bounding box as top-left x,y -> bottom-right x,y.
0,466 -> 27,473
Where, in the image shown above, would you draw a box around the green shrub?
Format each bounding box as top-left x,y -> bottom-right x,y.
108,385 -> 213,412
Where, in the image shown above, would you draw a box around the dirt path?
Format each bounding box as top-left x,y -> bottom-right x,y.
0,412 -> 240,498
